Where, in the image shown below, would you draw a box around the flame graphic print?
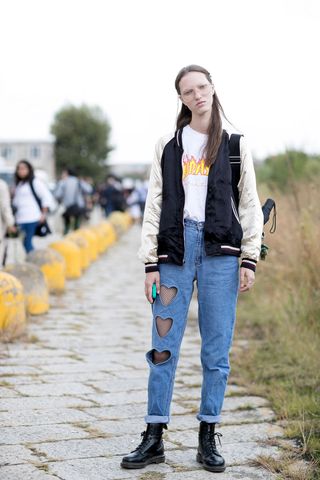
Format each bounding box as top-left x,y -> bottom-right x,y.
182,153 -> 209,180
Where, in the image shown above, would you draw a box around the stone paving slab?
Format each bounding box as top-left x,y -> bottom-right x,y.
0,463 -> 59,480
0,371 -> 109,386
30,437 -> 179,461
0,444 -> 36,466
0,396 -> 95,412
42,457 -> 277,480
0,424 -> 89,445
14,382 -> 97,397
0,387 -> 20,398
0,408 -> 97,428
0,365 -> 40,376
0,225 -> 287,479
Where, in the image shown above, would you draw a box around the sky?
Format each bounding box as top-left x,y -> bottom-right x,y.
0,0 -> 319,164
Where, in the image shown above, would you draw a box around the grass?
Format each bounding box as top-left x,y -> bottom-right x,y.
250,454 -> 315,480
234,179 -> 320,479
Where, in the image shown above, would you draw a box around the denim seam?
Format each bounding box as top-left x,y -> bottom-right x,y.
164,354 -> 179,416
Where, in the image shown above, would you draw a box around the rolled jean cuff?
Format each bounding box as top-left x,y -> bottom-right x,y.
197,414 -> 221,423
145,415 -> 170,424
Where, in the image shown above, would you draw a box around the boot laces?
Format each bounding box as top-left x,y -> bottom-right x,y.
131,425 -> 166,453
208,431 -> 222,452
132,430 -> 148,452
134,430 -> 155,452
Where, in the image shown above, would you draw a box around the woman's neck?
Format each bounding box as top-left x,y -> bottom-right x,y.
189,111 -> 211,134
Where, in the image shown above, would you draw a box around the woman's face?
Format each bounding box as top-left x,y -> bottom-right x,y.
17,162 -> 30,179
179,71 -> 214,116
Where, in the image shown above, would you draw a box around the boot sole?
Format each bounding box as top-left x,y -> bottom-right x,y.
121,455 -> 165,469
196,453 -> 226,473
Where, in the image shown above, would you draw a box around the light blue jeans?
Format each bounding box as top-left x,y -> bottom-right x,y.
145,219 -> 239,424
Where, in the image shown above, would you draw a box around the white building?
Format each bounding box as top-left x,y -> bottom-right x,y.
0,140 -> 55,181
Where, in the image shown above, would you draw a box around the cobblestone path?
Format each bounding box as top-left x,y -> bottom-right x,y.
0,225 -> 284,479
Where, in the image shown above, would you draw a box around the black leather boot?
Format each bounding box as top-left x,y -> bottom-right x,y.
196,421 -> 226,472
121,423 -> 166,469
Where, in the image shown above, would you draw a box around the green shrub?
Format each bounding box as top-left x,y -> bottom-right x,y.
256,151 -> 320,190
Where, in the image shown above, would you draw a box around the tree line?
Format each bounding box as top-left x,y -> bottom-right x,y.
51,103 -> 320,185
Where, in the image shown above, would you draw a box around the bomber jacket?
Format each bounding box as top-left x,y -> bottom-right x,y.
138,129 -> 263,273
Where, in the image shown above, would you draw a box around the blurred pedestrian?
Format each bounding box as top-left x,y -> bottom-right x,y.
125,180 -> 147,223
136,180 -> 148,217
99,175 -> 125,216
12,160 -> 53,253
54,168 -> 92,234
0,178 -> 16,265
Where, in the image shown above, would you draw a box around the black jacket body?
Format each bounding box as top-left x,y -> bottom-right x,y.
157,130 -> 243,266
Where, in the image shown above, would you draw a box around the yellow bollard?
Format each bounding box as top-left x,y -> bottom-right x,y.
122,211 -> 133,229
0,272 -> 26,337
66,233 -> 90,269
89,225 -> 106,254
4,264 -> 50,316
99,221 -> 117,249
78,229 -> 99,261
26,248 -> 66,294
109,211 -> 132,235
50,240 -> 82,279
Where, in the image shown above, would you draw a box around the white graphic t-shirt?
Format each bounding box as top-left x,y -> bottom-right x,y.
182,125 -> 209,222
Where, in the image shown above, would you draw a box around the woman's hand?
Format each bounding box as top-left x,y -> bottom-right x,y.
39,208 -> 49,224
39,213 -> 46,224
7,225 -> 17,234
239,267 -> 255,293
145,271 -> 160,304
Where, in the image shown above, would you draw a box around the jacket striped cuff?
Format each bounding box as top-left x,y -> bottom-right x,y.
145,263 -> 160,273
240,258 -> 257,272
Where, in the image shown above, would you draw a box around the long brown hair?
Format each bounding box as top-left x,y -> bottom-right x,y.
15,159 -> 35,184
175,65 -> 227,167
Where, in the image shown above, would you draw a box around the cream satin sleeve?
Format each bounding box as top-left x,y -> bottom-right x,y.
138,138 -> 164,265
238,137 -> 264,263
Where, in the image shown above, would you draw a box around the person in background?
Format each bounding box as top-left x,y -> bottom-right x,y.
0,178 -> 16,265
99,175 -> 125,216
125,179 -> 147,224
54,168 -> 93,234
137,179 -> 148,218
81,176 -> 95,219
12,160 -> 53,253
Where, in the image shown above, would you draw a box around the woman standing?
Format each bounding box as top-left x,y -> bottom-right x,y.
121,65 -> 263,473
12,160 -> 53,253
